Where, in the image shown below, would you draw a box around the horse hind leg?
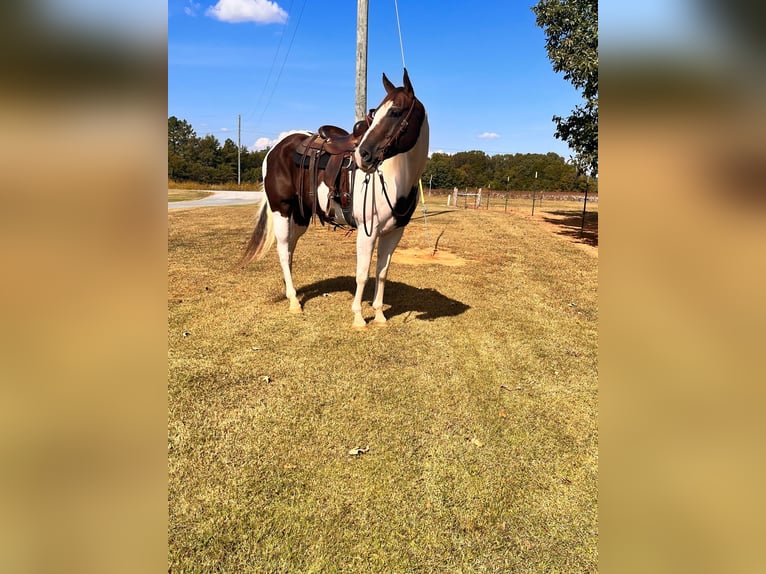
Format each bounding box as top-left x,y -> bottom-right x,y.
273,211 -> 306,313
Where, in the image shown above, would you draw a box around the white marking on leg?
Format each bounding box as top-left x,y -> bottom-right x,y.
273,212 -> 302,313
371,228 -> 404,325
351,230 -> 377,328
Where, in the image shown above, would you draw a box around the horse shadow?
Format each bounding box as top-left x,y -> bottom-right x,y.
297,276 -> 470,322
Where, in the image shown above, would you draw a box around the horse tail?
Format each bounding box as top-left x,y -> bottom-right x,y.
240,197 -> 275,266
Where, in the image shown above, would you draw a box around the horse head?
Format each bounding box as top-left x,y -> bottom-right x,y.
355,68 -> 427,174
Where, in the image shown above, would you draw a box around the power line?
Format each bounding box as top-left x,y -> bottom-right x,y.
253,0 -> 308,132
243,0 -> 295,124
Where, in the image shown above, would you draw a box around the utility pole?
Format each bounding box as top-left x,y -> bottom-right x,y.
355,0 -> 369,122
237,114 -> 241,186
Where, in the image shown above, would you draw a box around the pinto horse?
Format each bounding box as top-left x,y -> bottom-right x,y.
241,69 -> 429,328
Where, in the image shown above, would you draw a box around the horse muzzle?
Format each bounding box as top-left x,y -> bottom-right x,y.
355,145 -> 382,174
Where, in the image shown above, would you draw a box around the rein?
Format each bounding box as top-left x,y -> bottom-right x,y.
360,169 -> 418,238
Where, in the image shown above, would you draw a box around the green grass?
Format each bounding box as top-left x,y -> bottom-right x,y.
168,199 -> 598,572
168,179 -> 263,192
168,189 -> 215,202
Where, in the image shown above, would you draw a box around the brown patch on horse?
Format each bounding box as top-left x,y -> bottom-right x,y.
263,134 -> 305,219
393,186 -> 420,227
240,132 -> 314,267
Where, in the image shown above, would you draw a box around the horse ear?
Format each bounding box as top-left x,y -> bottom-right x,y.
402,67 -> 414,96
382,72 -> 396,94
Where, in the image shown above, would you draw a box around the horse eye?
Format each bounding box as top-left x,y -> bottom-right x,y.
389,108 -> 403,117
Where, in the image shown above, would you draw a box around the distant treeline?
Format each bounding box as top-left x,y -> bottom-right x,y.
168,116 -> 267,184
168,116 -> 596,192
425,151 -> 595,193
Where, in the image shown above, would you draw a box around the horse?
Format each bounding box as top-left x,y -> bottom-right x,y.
241,68 -> 429,329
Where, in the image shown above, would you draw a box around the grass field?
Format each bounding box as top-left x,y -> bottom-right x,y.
168,179 -> 263,192
168,189 -> 215,202
168,199 -> 598,572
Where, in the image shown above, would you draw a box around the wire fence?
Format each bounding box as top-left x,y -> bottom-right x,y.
432,187 -> 598,211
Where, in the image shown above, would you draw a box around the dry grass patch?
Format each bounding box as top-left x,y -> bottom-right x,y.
168,199 -> 598,572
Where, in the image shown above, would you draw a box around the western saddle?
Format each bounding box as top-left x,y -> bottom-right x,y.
293,119 -> 368,228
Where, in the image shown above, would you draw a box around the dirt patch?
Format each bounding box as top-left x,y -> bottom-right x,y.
393,247 -> 467,266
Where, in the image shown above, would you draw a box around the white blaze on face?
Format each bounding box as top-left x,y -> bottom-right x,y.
368,100 -> 393,133
355,100 -> 394,168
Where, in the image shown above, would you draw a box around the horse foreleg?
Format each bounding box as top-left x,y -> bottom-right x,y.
371,228 -> 404,326
351,232 -> 376,329
273,212 -> 305,313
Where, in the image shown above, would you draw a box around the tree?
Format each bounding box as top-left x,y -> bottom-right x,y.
219,138 -> 239,182
422,151 -> 584,192
168,117 -> 269,184
452,151 -> 492,187
168,116 -> 197,180
532,0 -> 598,176
424,153 -> 452,189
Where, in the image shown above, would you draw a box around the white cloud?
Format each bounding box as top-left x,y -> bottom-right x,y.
206,0 -> 288,24
478,132 -> 500,139
253,136 -> 274,150
253,130 -> 308,150
184,0 -> 201,16
220,127 -> 230,132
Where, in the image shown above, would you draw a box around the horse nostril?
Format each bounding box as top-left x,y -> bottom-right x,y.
359,147 -> 371,162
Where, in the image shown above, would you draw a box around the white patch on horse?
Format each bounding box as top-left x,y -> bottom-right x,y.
358,100 -> 393,151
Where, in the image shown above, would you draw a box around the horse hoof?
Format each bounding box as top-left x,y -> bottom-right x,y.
371,320 -> 388,328
289,306 -> 303,314
351,323 -> 368,331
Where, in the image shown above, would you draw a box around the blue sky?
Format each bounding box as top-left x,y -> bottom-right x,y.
168,0 -> 583,158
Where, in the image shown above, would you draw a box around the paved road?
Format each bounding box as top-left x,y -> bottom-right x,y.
168,190 -> 264,210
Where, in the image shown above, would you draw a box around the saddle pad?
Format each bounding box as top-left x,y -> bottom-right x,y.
293,150 -> 332,170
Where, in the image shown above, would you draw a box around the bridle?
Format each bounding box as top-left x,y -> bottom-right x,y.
365,96 -> 418,164
353,94 -> 421,237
